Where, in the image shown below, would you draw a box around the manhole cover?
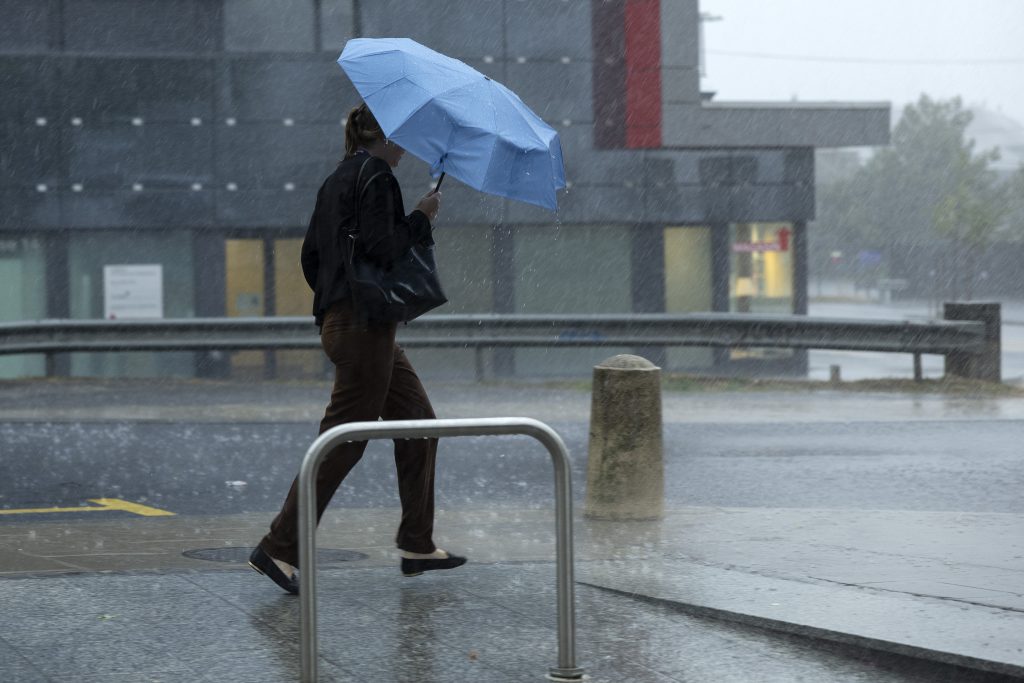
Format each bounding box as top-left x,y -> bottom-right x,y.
183,547 -> 368,564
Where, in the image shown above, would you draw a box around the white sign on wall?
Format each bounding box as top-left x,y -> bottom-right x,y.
103,264 -> 164,319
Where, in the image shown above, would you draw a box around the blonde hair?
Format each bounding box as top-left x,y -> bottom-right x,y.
344,103 -> 384,157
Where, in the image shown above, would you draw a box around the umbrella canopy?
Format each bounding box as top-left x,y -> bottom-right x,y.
339,38 -> 566,211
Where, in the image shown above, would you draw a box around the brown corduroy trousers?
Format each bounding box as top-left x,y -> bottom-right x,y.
258,301 -> 438,567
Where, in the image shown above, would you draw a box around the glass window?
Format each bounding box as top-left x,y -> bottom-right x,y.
224,237 -> 265,379
434,225 -> 492,313
0,236 -> 46,378
513,225 -> 632,377
272,237 -> 321,379
663,226 -> 714,371
403,224 -> 494,381
68,230 -> 195,377
729,222 -> 794,360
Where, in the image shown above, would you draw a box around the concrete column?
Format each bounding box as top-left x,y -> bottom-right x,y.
491,223 -> 515,378
193,231 -> 229,379
944,302 -> 1001,383
630,224 -> 666,368
43,230 -> 70,378
585,354 -> 664,520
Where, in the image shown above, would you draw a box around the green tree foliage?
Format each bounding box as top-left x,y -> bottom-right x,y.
1006,165 -> 1024,237
813,95 -> 1012,287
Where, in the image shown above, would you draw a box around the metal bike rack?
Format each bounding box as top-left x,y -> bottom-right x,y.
297,417 -> 585,682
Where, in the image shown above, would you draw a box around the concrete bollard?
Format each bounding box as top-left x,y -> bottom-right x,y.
584,354 -> 664,520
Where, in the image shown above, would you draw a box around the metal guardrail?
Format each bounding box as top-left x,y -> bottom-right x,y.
297,417 -> 584,683
0,312 -> 988,356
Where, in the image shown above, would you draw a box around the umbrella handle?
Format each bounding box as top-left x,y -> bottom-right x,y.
433,172 -> 445,194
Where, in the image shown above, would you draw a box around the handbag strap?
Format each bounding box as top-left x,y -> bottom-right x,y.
346,155 -> 391,240
345,155 -> 373,239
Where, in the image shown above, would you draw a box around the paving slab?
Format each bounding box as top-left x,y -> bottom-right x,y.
579,558 -> 1024,678
3,564 -> 1019,683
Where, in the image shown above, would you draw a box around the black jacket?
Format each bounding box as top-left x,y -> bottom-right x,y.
301,151 -> 433,326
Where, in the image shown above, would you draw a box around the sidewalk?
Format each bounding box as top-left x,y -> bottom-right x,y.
2,379 -> 1023,681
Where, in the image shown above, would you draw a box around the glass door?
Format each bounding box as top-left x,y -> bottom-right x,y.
272,238 -> 320,379
225,239 -> 265,378
224,237 -> 320,380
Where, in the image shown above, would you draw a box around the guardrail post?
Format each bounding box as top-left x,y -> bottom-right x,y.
297,418 -> 584,683
943,302 -> 1001,382
474,347 -> 485,381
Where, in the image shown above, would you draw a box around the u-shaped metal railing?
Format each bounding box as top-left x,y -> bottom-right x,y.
297,417 -> 585,682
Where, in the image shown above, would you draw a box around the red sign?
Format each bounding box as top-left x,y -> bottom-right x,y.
732,242 -> 782,253
732,228 -> 791,254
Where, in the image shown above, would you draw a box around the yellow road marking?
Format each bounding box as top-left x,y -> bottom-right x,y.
0,498 -> 174,517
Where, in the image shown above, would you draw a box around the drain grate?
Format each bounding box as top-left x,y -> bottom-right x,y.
183,546 -> 368,564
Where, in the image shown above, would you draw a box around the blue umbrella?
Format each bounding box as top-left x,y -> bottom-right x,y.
338,38 -> 566,211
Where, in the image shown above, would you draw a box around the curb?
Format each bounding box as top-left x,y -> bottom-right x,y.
581,582 -> 1024,680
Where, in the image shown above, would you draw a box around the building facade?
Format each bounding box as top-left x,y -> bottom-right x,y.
0,0 -> 889,379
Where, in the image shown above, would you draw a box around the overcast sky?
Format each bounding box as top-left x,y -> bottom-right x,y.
698,0 -> 1024,125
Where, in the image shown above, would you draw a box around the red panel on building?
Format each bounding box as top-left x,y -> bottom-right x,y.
624,0 -> 662,148
592,0 -> 662,149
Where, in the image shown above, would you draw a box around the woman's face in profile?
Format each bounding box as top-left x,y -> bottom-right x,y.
381,140 -> 406,168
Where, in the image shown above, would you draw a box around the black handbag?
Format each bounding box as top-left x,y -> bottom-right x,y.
341,158 -> 448,323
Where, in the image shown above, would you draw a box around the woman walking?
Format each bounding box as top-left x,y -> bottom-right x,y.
249,103 -> 465,594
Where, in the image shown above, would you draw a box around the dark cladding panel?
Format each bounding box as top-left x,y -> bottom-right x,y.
216,123 -> 341,187
592,0 -> 626,148
756,150 -> 786,184
65,125 -> 213,188
60,58 -> 216,123
0,57 -> 59,123
641,184 -> 707,223
557,124 -> 645,185
62,190 -> 216,228
320,0 -> 355,53
506,0 -> 593,60
784,148 -> 814,184
63,0 -> 218,53
504,62 -> 592,123
359,0 -> 503,59
0,0 -> 54,52
224,0 -> 314,53
222,56 -> 354,121
0,124 -> 61,187
215,189 -> 311,227
0,190 -> 59,228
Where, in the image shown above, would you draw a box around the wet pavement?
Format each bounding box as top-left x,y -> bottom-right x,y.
1,378 -> 1023,681
9,562 -> 1022,683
